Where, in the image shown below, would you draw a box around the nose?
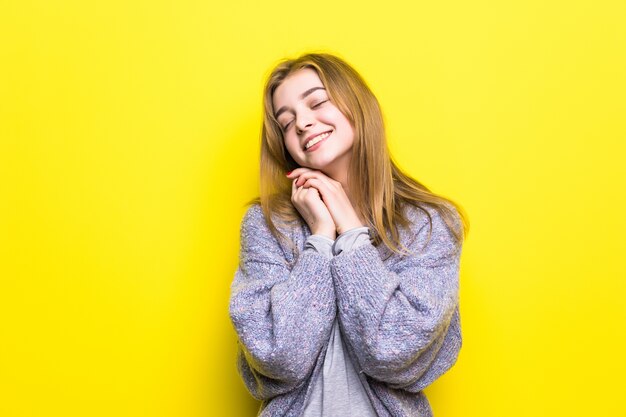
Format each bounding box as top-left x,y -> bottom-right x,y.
295,110 -> 314,134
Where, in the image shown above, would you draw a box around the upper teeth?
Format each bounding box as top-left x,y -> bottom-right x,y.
305,131 -> 331,149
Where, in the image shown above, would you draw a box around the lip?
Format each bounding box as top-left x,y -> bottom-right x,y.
303,130 -> 333,150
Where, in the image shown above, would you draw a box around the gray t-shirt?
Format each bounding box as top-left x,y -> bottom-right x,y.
301,226 -> 379,417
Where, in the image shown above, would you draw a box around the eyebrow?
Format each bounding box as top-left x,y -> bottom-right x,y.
274,86 -> 326,119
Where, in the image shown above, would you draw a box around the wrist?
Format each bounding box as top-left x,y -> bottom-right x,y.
337,221 -> 366,235
313,229 -> 336,240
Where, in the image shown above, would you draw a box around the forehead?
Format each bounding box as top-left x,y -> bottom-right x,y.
272,68 -> 324,108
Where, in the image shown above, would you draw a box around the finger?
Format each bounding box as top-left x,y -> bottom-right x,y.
294,170 -> 326,186
301,179 -> 332,200
303,187 -> 321,203
292,179 -> 307,199
296,172 -> 335,191
286,167 -> 314,179
291,178 -> 304,201
301,178 -> 323,189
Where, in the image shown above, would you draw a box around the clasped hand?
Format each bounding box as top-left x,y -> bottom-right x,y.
287,168 -> 365,240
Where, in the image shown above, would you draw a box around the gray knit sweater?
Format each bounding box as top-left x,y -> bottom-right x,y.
229,202 -> 463,416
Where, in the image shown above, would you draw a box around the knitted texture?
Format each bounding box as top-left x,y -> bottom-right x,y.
229,202 -> 463,416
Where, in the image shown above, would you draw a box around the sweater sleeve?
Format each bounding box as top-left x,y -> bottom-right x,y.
329,205 -> 463,392
229,205 -> 337,400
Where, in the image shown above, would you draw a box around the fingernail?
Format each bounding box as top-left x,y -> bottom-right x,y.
286,170 -> 293,176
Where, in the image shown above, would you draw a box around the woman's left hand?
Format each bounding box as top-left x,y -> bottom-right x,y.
286,168 -> 365,235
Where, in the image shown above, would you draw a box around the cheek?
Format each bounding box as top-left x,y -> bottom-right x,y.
322,107 -> 341,119
327,107 -> 352,128
284,136 -> 301,156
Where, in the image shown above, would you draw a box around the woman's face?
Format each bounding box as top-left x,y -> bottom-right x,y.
272,68 -> 355,176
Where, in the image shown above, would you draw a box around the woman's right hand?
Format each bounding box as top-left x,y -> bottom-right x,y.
291,177 -> 337,240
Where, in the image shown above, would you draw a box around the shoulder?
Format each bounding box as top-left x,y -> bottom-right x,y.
237,203 -> 292,265
240,203 -> 301,263
240,203 -> 279,241
241,203 -> 295,234
402,202 -> 456,233
241,203 -> 264,228
401,202 -> 463,255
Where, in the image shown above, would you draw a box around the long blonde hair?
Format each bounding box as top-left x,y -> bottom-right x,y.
247,52 -> 470,257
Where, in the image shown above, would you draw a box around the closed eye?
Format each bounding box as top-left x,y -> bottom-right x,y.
281,100 -> 329,131
313,100 -> 328,108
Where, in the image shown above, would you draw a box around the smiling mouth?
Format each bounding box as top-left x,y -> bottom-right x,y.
304,131 -> 332,150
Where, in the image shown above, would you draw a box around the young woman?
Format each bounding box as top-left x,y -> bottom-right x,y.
229,52 -> 469,417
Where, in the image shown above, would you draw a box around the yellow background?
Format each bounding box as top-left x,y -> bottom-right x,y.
1,1 -> 624,416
